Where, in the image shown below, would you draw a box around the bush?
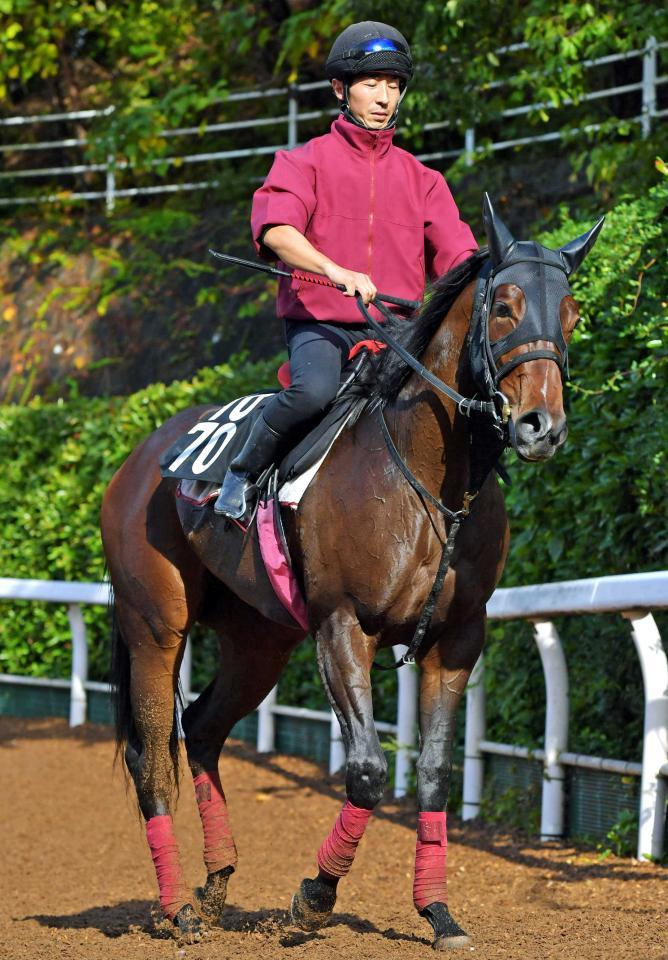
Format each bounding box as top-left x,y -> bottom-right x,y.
484,179 -> 667,761
0,354 -> 281,679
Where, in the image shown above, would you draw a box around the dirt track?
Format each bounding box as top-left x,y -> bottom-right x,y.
1,717 -> 666,960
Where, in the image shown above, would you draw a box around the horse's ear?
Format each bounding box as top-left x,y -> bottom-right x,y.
558,216 -> 605,276
482,192 -> 516,266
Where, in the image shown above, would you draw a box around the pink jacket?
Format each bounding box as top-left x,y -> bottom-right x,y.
251,114 -> 477,324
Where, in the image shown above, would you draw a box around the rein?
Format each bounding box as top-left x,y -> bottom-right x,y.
353,263 -> 518,671
354,292 -> 509,428
374,407 -> 486,670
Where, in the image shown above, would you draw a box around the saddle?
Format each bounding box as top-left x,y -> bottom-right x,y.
159,342 -> 382,491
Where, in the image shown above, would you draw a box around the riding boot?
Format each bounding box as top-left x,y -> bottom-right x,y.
213,415 -> 284,520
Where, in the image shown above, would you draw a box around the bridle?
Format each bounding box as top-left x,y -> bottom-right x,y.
468,255 -> 570,397
354,249 -> 572,449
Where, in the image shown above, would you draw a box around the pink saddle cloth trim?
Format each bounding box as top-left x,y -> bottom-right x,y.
257,499 -> 309,631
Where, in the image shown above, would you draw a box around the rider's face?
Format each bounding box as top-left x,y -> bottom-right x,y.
332,74 -> 402,129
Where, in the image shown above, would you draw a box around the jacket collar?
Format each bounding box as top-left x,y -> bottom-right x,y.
331,114 -> 395,158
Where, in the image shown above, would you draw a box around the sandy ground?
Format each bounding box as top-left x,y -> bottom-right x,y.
1,716 -> 666,960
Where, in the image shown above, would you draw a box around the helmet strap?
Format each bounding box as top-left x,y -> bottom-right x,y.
339,80 -> 408,130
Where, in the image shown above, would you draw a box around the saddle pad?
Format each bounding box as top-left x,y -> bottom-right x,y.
256,498 -> 309,630
175,397 -> 357,511
160,393 -> 273,484
160,391 -> 365,487
175,480 -> 309,631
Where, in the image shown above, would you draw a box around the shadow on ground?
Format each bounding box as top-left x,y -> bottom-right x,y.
24,899 -> 430,946
22,900 -> 155,939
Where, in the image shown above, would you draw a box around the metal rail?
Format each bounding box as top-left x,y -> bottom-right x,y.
463,572 -> 668,861
0,38 -> 664,211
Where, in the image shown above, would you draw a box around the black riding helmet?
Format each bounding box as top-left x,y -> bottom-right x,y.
325,21 -> 413,129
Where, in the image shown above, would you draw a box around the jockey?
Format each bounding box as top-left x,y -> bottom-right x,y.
215,21 -> 477,519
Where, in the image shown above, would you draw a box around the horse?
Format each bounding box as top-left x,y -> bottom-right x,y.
101,195 -> 603,950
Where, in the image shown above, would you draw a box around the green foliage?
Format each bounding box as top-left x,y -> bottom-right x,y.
483,179 -> 667,761
480,781 -> 541,835
0,198 -> 278,404
596,809 -> 638,859
0,352 -> 280,679
1,1 -> 665,202
0,1 -> 286,175
378,734 -> 418,796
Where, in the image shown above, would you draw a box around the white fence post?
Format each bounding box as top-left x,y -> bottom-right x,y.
287,84 -> 298,149
329,709 -> 346,774
624,610 -> 668,861
462,654 -> 486,819
641,35 -> 657,139
67,603 -> 88,727
105,154 -> 115,213
257,685 -> 277,753
179,635 -> 192,701
464,127 -> 476,166
393,646 -> 418,798
533,620 -> 569,840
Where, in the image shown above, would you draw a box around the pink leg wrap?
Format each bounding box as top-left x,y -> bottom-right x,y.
413,811 -> 448,911
193,770 -> 238,874
145,814 -> 190,919
317,799 -> 373,878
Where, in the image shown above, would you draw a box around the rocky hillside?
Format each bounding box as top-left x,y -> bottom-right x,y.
0,195 -> 286,402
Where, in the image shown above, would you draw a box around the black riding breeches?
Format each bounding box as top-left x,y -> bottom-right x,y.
261,320 -> 373,438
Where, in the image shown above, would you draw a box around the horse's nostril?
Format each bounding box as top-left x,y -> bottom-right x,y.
515,410 -> 550,442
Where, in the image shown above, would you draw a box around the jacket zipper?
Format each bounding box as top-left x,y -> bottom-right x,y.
368,137 -> 377,276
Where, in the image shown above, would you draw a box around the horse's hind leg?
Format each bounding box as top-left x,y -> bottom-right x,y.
182,596 -> 303,923
291,611 -> 386,931
414,617 -> 484,951
114,598 -> 204,938
104,468 -> 208,939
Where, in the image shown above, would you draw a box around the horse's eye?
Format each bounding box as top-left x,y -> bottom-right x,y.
494,301 -> 513,318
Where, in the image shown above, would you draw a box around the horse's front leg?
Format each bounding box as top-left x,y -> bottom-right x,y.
291,610 -> 386,931
415,616 -> 484,951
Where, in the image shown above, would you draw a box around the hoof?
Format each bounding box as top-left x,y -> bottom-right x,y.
290,877 -> 337,932
173,903 -> 204,943
420,902 -> 471,951
196,866 -> 234,923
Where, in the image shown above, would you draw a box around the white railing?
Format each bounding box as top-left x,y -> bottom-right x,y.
0,571 -> 666,860
0,38 -> 664,212
464,572 -> 668,862
0,574 -> 416,794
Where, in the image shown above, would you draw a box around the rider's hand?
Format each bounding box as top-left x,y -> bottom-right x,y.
323,262 -> 377,305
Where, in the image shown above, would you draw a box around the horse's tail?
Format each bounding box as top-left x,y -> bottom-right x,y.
110,605 -> 133,764
109,604 -> 181,791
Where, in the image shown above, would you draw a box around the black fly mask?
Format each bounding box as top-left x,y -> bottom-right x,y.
470,194 -> 605,403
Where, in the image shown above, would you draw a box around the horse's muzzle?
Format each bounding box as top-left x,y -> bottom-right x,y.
513,408 -> 568,461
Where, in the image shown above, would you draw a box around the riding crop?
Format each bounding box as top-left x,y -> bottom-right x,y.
208,249 -> 421,311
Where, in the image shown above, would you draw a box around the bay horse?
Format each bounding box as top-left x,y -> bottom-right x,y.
101,196 -> 603,949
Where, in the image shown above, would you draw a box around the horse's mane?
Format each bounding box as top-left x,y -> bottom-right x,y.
359,248 -> 489,404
